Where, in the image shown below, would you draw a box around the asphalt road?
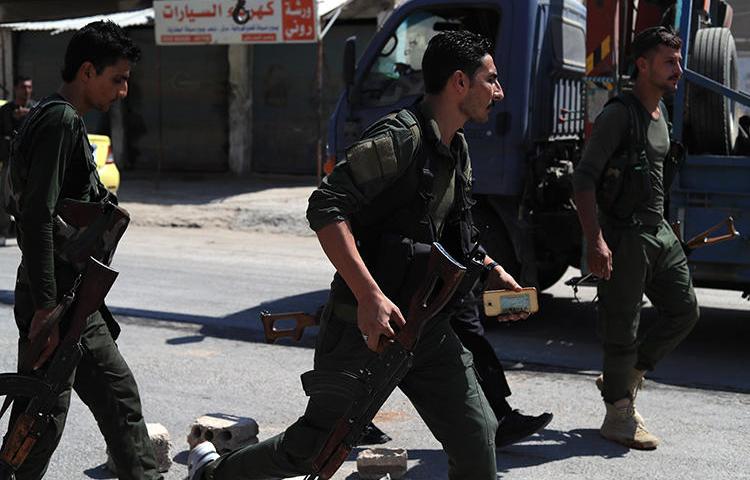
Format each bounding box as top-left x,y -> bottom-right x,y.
1,227 -> 749,479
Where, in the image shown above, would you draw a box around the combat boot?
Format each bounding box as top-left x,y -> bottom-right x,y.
600,399 -> 660,450
595,369 -> 645,425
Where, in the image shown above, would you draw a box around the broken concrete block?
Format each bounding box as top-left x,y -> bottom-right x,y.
187,414 -> 259,455
356,447 -> 408,479
107,422 -> 172,473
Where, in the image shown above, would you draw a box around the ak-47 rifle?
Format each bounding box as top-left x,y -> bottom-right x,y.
304,242 -> 466,480
0,257 -> 118,478
260,309 -> 322,344
671,216 -> 741,254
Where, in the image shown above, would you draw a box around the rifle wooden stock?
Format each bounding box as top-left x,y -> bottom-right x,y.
311,242 -> 466,479
0,257 -> 118,474
0,413 -> 37,471
59,259 -> 118,344
684,216 -> 740,250
260,311 -> 319,343
54,198 -> 130,271
391,242 -> 466,350
20,289 -> 77,374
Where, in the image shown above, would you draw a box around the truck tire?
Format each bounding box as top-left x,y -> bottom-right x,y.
687,27 -> 738,155
471,200 -> 520,278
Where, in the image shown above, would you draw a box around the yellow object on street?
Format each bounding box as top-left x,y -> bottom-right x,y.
88,133 -> 120,194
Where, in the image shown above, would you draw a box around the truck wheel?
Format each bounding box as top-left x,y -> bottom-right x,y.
687,27 -> 738,155
471,199 -> 520,279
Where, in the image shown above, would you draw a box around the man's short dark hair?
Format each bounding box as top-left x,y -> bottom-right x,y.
631,26 -> 682,79
61,20 -> 141,82
422,30 -> 492,94
13,75 -> 31,86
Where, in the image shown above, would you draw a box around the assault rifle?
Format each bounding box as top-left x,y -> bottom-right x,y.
566,216 -> 741,300
0,257 -> 118,478
671,216 -> 740,254
260,310 -> 321,344
304,242 -> 466,480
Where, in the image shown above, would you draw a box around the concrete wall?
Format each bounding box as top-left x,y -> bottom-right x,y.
10,19 -> 376,176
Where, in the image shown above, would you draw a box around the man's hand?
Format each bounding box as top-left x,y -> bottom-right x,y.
357,291 -> 406,352
485,264 -> 529,323
587,232 -> 613,280
13,106 -> 30,120
29,307 -> 60,370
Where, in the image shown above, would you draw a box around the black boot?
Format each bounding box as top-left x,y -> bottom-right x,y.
357,422 -> 392,446
495,410 -> 553,448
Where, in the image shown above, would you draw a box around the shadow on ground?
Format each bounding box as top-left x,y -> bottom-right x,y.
2,287 -> 748,392
484,293 -> 750,394
118,173 -> 315,206
341,429 -> 626,479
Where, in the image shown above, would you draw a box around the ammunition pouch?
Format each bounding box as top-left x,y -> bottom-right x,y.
596,93 -> 656,222
597,148 -> 651,221
53,198 -> 130,272
301,370 -> 368,402
370,234 -> 432,316
663,139 -> 686,194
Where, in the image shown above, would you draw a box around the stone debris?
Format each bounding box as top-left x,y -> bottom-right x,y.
107,422 -> 172,473
187,413 -> 259,455
356,447 -> 407,479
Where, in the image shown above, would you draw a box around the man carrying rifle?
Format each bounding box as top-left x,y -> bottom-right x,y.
188,31 -> 530,480
0,22 -> 161,479
573,27 -> 699,450
0,75 -> 37,247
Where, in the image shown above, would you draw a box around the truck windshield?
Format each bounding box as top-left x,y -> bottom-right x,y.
358,7 -> 500,107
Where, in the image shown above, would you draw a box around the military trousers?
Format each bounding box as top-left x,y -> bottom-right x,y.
597,219 -> 699,404
3,281 -> 162,480
203,301 -> 499,480
450,289 -> 513,419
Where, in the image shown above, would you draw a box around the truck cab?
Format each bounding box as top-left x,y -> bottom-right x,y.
328,0 -> 588,290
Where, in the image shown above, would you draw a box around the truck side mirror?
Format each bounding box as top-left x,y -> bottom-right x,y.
343,36 -> 356,86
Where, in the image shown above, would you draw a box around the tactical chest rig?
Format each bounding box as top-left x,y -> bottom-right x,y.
348,104 -> 484,313
596,93 -> 684,225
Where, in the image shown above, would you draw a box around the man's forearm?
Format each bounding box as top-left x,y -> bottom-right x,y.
315,220 -> 381,302
21,217 -> 57,309
574,189 -> 602,243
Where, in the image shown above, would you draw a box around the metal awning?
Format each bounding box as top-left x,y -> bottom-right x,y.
318,0 -> 354,17
0,8 -> 155,34
0,1 -> 356,34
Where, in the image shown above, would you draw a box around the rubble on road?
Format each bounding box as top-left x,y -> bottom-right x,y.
356,447 -> 408,479
187,413 -> 259,455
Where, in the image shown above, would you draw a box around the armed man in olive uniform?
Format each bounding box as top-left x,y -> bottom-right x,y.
187,31 -> 530,480
0,75 -> 37,246
573,27 -> 699,450
0,22 -> 162,480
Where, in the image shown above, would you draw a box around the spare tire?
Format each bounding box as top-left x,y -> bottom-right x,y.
686,27 -> 738,155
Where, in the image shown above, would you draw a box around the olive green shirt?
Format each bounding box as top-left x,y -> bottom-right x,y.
307,101 -> 470,235
16,94 -> 101,309
573,93 -> 670,227
307,102 -> 471,312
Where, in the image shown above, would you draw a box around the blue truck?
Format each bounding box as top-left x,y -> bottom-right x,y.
326,0 -> 750,297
